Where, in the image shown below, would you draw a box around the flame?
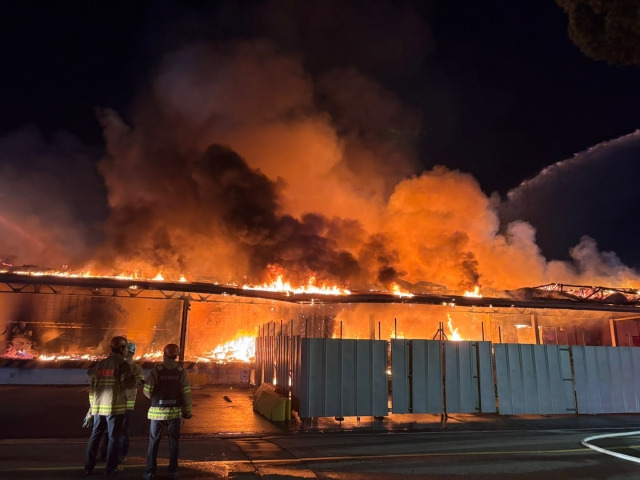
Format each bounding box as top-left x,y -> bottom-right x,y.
243,274 -> 350,295
38,353 -> 100,362
4,338 -> 256,363
463,286 -> 482,298
391,283 -> 414,298
447,313 -> 462,341
204,336 -> 256,364
135,336 -> 256,364
0,265 -> 189,283
0,264 -> 357,297
140,350 -> 165,361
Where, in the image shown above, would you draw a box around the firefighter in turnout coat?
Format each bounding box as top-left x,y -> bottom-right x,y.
121,340 -> 144,460
97,340 -> 145,463
142,343 -> 192,480
84,336 -> 136,476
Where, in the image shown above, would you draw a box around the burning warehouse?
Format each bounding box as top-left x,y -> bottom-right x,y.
2,271 -> 640,366
3,13 -> 640,420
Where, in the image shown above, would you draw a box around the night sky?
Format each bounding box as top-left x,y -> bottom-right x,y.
1,1 -> 639,289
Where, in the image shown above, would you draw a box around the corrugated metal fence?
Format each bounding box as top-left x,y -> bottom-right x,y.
572,346 -> 640,414
256,333 -> 640,419
494,344 -> 575,415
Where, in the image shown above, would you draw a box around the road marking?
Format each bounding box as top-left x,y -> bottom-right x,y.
3,439 -> 640,475
0,445 -> 615,474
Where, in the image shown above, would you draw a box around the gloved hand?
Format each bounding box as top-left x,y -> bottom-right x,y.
82,411 -> 94,429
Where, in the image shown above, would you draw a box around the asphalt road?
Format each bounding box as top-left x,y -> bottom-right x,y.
2,385 -> 640,479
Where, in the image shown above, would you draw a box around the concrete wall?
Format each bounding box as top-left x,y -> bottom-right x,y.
0,364 -> 254,386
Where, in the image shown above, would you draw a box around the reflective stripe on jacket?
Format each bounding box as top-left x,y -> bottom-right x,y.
88,352 -> 136,416
143,358 -> 192,420
125,359 -> 144,410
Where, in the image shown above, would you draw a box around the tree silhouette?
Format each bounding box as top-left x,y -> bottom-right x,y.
556,0 -> 640,65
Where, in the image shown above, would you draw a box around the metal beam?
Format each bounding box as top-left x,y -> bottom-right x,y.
1,272 -> 640,313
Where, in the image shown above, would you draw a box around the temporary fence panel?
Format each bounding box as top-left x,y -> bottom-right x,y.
391,339 -> 443,414
290,335 -> 303,414
275,335 -> 291,394
445,341 -> 496,413
573,346 -> 640,414
297,338 -> 388,419
390,339 -> 410,414
494,344 -> 575,415
255,334 -> 295,395
255,335 -> 273,386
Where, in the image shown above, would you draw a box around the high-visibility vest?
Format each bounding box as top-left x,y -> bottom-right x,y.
144,360 -> 192,420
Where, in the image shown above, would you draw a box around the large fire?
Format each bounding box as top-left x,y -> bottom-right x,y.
3,36 -> 640,326
207,336 -> 256,363
1,264 -> 354,295
5,27 -> 640,373
2,260 -> 638,365
0,264 -> 419,363
243,274 -> 350,296
5,336 -> 257,364
136,336 -> 256,364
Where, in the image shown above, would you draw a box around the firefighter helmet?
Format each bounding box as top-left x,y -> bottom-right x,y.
110,336 -> 128,351
163,343 -> 180,358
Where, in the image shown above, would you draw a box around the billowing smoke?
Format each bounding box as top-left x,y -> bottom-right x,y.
500,131 -> 640,275
80,40 -> 420,288
84,39 -> 640,291
0,127 -> 107,268
1,2 -> 640,293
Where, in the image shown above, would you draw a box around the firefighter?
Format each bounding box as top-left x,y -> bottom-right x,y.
96,339 -> 145,463
142,343 -> 193,480
96,340 -> 144,463
84,335 -> 136,476
120,340 -> 144,462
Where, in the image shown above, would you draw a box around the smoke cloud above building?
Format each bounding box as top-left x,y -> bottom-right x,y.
1,1 -> 639,294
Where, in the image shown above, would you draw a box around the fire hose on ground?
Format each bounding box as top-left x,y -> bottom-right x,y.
581,431 -> 640,464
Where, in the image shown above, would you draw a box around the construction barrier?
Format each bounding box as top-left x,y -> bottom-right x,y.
253,383 -> 291,421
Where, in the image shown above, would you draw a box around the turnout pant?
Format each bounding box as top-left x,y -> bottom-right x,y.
98,408 -> 132,460
85,413 -> 125,474
145,418 -> 181,475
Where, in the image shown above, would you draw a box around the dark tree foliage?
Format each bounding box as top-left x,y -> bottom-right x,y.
556,0 -> 640,65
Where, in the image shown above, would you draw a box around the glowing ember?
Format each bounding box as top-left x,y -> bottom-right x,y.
0,351 -> 105,361
2,346 -> 34,359
463,286 -> 482,298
